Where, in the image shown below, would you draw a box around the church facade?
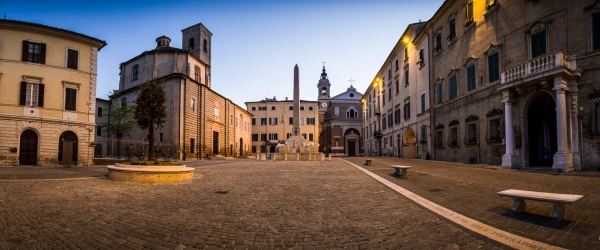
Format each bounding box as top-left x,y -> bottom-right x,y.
95,23 -> 252,160
317,67 -> 364,156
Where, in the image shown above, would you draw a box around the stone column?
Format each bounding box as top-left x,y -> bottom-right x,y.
552,79 -> 574,172
501,91 -> 520,169
293,65 -> 301,136
569,84 -> 581,170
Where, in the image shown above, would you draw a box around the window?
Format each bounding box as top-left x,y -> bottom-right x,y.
214,102 -> 219,120
300,106 -> 304,111
436,128 -> 444,148
382,117 -> 387,130
121,97 -> 127,108
593,12 -> 600,51
420,93 -> 426,113
394,109 -> 401,124
97,107 -> 103,117
22,41 -> 45,64
388,112 -> 393,127
335,106 -> 339,116
191,98 -> 196,112
308,106 -> 313,111
467,123 -> 477,144
252,134 -> 259,141
287,133 -> 292,139
159,133 -> 163,142
347,108 -> 357,118
270,117 -> 278,125
403,101 -> 410,120
395,59 -> 399,71
302,133 -> 307,140
67,49 -> 78,70
271,106 -> 276,110
388,87 -> 392,100
65,88 -> 77,111
388,69 -> 391,78
251,106 -> 256,111
259,106 -> 266,111
300,117 -> 305,125
420,126 -> 427,143
395,80 -> 399,94
252,145 -> 257,153
465,2 -> 474,26
404,47 -> 408,61
289,106 -> 293,110
435,33 -> 442,52
487,0 -> 497,8
132,65 -> 139,81
307,118 -> 315,125
450,127 -> 458,146
203,39 -> 208,52
382,91 -> 385,106
269,133 -> 278,140
448,19 -> 456,41
194,67 -> 200,82
309,133 -> 314,141
467,65 -> 476,91
190,139 -> 195,154
96,125 -> 102,136
260,117 -> 267,125
289,117 -> 293,125
488,52 -> 500,82
260,133 -> 267,141
418,49 -> 424,66
489,118 -> 502,142
188,38 -> 194,50
449,76 -> 458,100
404,69 -> 409,87
531,30 -> 547,58
252,117 -> 256,125
436,84 -> 443,105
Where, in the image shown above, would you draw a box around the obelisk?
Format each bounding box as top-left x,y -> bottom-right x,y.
293,64 -> 300,136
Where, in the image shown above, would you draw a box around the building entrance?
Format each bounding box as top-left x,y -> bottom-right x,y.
403,128 -> 417,159
528,94 -> 557,166
213,132 -> 219,155
19,129 -> 38,165
58,131 -> 78,165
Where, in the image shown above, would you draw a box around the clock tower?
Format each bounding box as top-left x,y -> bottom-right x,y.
317,65 -> 331,112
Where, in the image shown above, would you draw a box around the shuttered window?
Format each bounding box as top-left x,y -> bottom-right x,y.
467,65 -> 476,91
449,76 -> 458,100
20,82 -> 44,107
67,49 -> 78,69
22,41 -> 46,64
65,88 -> 77,111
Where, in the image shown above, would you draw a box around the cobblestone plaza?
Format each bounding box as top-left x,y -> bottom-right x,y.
1,158 -> 598,249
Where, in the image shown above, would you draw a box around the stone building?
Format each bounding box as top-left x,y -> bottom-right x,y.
317,66 -> 364,156
0,19 -> 106,166
95,23 -> 252,160
362,22 -> 431,159
363,0 -> 600,172
246,97 -> 320,154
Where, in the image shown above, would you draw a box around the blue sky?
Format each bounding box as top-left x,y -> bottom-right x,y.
2,0 -> 444,107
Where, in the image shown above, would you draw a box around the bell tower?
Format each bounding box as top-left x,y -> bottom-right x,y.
317,65 -> 331,112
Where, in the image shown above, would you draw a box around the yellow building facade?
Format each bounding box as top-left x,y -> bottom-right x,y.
0,19 -> 106,166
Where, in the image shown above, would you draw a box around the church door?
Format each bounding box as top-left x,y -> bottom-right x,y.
528,94 -> 557,166
239,138 -> 243,156
213,132 -> 219,155
19,130 -> 38,165
348,141 -> 356,156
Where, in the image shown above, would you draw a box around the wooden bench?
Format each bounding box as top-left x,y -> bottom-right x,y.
364,159 -> 372,165
497,189 -> 583,221
391,165 -> 412,178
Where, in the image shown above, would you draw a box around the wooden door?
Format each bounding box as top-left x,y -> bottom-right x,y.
19,130 -> 38,165
348,141 -> 356,156
213,132 -> 219,155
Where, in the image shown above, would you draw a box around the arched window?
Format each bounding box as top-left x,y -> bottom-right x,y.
132,64 -> 139,81
121,97 -> 127,108
194,66 -> 200,82
203,39 -> 208,52
188,38 -> 194,50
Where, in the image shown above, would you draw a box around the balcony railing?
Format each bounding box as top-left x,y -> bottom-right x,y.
373,130 -> 383,138
501,51 -> 572,84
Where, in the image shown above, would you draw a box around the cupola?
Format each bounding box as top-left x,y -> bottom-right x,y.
156,35 -> 171,48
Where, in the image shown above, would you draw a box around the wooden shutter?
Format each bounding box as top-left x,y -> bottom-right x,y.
19,82 -> 27,105
65,88 -> 77,111
39,43 -> 46,64
38,84 -> 45,107
67,49 -> 78,69
22,41 -> 29,62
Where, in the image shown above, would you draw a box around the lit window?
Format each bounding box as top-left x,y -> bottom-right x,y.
465,2 -> 474,26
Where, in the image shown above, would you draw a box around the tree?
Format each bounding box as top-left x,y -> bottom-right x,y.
134,79 -> 167,161
103,93 -> 136,158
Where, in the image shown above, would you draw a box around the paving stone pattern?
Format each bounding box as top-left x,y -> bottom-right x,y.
0,160 -> 507,249
344,157 -> 600,250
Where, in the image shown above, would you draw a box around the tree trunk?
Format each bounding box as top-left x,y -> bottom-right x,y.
148,125 -> 155,161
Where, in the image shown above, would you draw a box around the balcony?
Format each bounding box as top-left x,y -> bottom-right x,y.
373,130 -> 383,138
374,108 -> 381,116
500,51 -> 576,86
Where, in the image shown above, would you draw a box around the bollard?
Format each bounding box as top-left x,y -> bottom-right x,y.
296,153 -> 299,161
328,155 -> 331,161
284,153 -> 287,161
320,153 -> 324,161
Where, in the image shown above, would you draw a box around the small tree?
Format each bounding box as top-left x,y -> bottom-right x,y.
134,79 -> 167,161
104,93 -> 136,158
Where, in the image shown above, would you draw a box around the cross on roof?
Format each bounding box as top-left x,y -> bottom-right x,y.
348,78 -> 355,85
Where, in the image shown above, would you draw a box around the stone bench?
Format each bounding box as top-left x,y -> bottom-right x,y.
497,189 -> 583,221
364,159 -> 372,165
391,165 -> 412,178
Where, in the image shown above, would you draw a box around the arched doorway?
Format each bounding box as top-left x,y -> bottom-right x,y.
94,143 -> 103,158
19,129 -> 38,165
58,131 -> 78,165
344,128 -> 360,156
527,93 -> 557,166
239,138 -> 243,156
403,128 -> 417,159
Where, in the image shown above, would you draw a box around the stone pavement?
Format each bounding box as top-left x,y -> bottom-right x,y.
1,159 -> 598,249
0,159 -> 511,249
343,157 -> 600,250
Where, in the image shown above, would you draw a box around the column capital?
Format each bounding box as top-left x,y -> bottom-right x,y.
502,90 -> 516,104
553,78 -> 568,93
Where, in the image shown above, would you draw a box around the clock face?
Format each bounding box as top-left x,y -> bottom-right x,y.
321,102 -> 328,108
